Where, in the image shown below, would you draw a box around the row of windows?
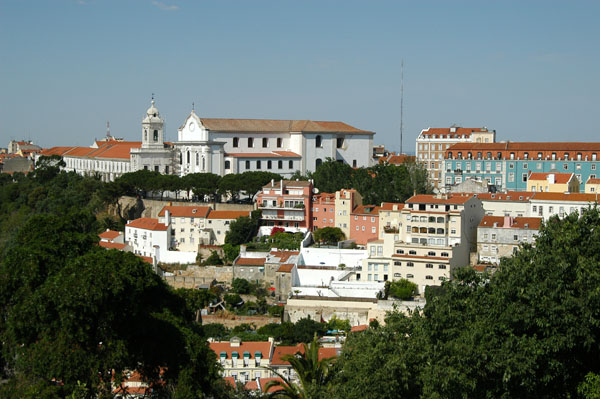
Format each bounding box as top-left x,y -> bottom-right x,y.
242,160 -> 294,170
358,226 -> 377,233
449,161 -> 596,172
393,261 -> 447,269
448,151 -> 597,161
233,137 -> 283,148
393,272 -> 446,281
396,249 -> 450,257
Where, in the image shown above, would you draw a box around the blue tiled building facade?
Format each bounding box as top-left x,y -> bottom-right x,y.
442,142 -> 600,192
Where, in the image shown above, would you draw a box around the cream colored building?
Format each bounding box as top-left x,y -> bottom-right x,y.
416,126 -> 495,190
334,189 -> 362,238
526,172 -> 579,193
585,178 -> 600,193
476,191 -> 533,217
377,202 -> 405,239
157,205 -> 251,251
362,193 -> 484,294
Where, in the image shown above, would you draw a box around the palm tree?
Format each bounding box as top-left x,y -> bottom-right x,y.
263,336 -> 336,399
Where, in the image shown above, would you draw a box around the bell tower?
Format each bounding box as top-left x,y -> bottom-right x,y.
142,98 -> 164,149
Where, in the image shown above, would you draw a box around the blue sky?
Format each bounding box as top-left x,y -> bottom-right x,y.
1,1 -> 599,151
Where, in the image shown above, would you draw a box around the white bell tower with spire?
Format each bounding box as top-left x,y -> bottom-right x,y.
142,98 -> 164,149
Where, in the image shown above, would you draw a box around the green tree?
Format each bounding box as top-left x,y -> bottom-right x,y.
311,158 -> 353,193
222,243 -> 241,264
232,278 -> 252,294
203,250 -> 224,266
312,227 -> 345,247
225,211 -> 261,246
387,279 -> 418,300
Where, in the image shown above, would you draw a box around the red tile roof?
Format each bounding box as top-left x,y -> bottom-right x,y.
99,230 -> 121,240
379,202 -> 405,211
99,241 -> 128,250
207,210 -> 251,220
528,172 -> 573,184
271,344 -> 338,365
269,250 -> 299,263
276,264 -> 295,273
200,118 -> 374,135
138,255 -> 153,264
258,377 -> 285,393
235,257 -> 266,266
406,194 -> 473,205
586,178 -> 600,184
478,216 -> 542,230
352,205 -> 380,215
380,154 -> 415,165
158,205 -> 211,218
529,192 -> 600,202
475,191 -> 534,202
350,324 -> 368,332
126,217 -> 169,231
262,180 -> 313,188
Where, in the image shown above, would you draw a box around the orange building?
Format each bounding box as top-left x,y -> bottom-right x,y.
349,205 -> 380,245
257,180 -> 314,232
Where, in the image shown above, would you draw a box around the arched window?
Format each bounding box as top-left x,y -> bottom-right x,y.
267,160 -> 272,169
202,156 -> 206,170
289,160 -> 293,169
196,153 -> 199,165
144,130 -> 148,141
248,137 -> 254,148
225,160 -> 231,169
233,137 -> 239,148
179,153 -> 182,165
278,160 -> 283,169
436,217 -> 445,223
315,135 -> 322,148
277,138 -> 282,148
316,158 -> 322,168
187,151 -> 190,164
263,137 -> 268,148
153,130 -> 158,141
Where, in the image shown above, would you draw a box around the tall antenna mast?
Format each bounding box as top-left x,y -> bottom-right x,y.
400,59 -> 404,155
106,121 -> 110,139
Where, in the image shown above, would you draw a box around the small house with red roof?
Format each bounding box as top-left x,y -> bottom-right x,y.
209,337 -> 275,383
526,172 -> 579,193
349,205 -> 380,245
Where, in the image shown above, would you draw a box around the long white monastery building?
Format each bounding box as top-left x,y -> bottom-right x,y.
39,101 -> 375,181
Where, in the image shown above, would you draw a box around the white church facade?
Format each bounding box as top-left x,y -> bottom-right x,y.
39,101 -> 375,181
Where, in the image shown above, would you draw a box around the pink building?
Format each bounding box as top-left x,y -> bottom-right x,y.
311,192 -> 336,231
257,180 -> 314,233
350,205 -> 380,245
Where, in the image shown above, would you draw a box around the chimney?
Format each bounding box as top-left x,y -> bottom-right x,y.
547,173 -> 555,185
503,215 -> 513,228
240,245 -> 247,257
280,179 -> 283,191
271,178 -> 274,187
393,204 -> 398,211
164,209 -> 170,227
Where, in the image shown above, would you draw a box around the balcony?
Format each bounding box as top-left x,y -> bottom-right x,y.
383,226 -> 399,234
262,214 -> 305,221
259,203 -> 305,211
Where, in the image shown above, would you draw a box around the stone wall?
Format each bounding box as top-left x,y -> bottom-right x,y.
202,315 -> 281,329
163,265 -> 234,289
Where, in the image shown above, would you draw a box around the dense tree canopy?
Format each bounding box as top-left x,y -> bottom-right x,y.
0,168 -> 225,398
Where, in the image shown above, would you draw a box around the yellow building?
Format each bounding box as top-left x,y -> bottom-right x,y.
526,172 -> 579,193
585,177 -> 600,193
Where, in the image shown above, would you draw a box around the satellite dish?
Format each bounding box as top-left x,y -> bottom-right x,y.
313,188 -> 319,194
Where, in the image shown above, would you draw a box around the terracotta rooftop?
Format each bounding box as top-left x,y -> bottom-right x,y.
126,217 -> 169,231
529,192 -> 600,202
235,257 -> 266,266
586,178 -> 600,184
352,205 -> 380,215
350,324 -> 368,332
138,255 -> 153,264
379,202 -> 405,211
207,210 -> 250,220
158,205 -> 211,218
271,344 -> 338,365
380,154 -> 415,165
269,250 -> 300,263
276,263 -> 295,273
198,118 -> 374,135
448,141 -> 600,151
406,194 -> 473,205
99,229 -> 121,240
479,216 -> 542,230
528,172 -> 573,184
475,191 -> 535,202
99,241 -> 128,250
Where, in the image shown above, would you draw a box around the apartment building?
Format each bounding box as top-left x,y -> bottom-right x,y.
477,216 -> 542,265
528,192 -> 599,220
443,142 -> 600,192
361,193 -> 484,293
334,189 -> 362,239
476,191 -> 534,217
125,217 -> 171,258
378,202 -> 405,239
210,337 -> 275,383
257,180 -> 313,233
350,205 -> 380,245
585,178 -> 600,193
312,192 -> 336,230
416,126 -> 495,190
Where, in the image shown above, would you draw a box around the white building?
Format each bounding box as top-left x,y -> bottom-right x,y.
125,217 -> 171,258
176,113 -> 374,178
